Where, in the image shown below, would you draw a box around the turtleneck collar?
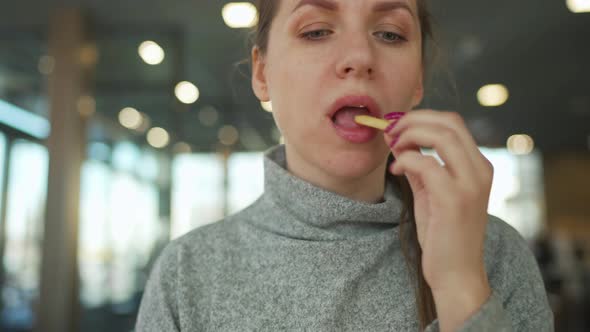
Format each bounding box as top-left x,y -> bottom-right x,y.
247,145 -> 403,240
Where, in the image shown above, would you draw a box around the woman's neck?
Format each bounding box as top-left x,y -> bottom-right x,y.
284,145 -> 387,204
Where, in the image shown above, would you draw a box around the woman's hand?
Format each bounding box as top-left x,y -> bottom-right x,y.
384,110 -> 494,331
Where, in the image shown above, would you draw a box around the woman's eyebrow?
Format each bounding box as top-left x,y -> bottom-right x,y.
291,0 -> 338,14
291,0 -> 415,19
372,1 -> 416,19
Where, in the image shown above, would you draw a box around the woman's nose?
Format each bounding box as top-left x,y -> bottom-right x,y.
335,34 -> 375,79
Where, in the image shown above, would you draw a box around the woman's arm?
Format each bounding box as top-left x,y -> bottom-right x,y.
385,110 -> 553,331
424,216 -> 555,332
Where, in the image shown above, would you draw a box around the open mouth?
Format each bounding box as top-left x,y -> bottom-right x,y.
327,95 -> 381,143
331,106 -> 371,128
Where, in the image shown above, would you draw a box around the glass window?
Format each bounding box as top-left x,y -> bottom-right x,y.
112,141 -> 141,173
0,132 -> 6,218
108,172 -> 160,305
79,149 -> 163,332
79,160 -> 163,307
171,154 -> 224,239
137,148 -> 160,182
422,147 -> 546,240
78,161 -> 112,308
482,148 -> 546,240
228,152 -> 264,215
0,34 -> 48,120
1,140 -> 49,330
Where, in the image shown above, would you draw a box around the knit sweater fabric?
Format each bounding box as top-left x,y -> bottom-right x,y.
136,144 -> 554,331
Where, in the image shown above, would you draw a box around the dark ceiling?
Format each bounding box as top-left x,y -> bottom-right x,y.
0,0 -> 588,153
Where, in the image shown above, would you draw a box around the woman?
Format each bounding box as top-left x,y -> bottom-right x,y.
136,0 -> 554,331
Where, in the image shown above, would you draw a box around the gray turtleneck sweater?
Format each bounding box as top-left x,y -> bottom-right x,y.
136,145 -> 554,331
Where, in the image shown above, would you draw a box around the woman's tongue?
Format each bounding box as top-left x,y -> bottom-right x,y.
333,107 -> 370,129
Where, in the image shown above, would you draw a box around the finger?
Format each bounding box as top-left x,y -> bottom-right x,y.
383,131 -> 419,173
390,150 -> 454,201
387,110 -> 488,173
389,124 -> 478,184
383,130 -> 419,154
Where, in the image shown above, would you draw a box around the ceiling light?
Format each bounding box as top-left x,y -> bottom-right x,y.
147,127 -> 170,149
118,107 -> 143,130
477,84 -> 509,107
261,101 -> 272,112
79,44 -> 99,67
77,95 -> 96,118
566,0 -> 590,13
199,106 -> 219,126
507,134 -> 534,155
138,41 -> 165,65
218,125 -> 239,146
173,142 -> 192,154
135,113 -> 151,133
175,81 -> 200,104
222,3 -> 259,28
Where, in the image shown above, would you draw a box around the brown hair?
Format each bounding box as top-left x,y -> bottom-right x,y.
251,0 -> 437,329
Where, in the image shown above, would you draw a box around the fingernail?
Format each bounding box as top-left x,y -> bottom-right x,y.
384,112 -> 406,120
384,120 -> 399,133
389,135 -> 399,149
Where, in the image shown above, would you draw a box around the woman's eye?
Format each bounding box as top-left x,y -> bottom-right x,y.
300,29 -> 405,43
300,29 -> 332,40
374,31 -> 406,43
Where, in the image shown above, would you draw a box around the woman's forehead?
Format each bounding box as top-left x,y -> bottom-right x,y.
281,0 -> 418,20
284,0 -> 417,13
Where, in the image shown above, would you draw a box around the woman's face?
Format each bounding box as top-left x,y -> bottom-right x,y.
252,0 -> 424,179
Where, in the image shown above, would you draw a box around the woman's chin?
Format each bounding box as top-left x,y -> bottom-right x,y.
320,150 -> 387,179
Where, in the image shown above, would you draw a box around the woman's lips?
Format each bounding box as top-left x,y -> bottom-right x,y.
331,123 -> 377,143
326,95 -> 383,143
330,112 -> 378,143
328,95 -> 382,119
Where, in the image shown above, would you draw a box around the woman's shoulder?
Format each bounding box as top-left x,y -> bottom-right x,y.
483,214 -> 538,264
484,214 -> 530,251
483,214 -> 552,323
137,209 -> 258,330
483,213 -> 539,273
482,215 -> 554,327
157,197 -> 265,264
483,214 -> 546,292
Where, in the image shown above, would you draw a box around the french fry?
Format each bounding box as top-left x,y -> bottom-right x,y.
354,115 -> 391,131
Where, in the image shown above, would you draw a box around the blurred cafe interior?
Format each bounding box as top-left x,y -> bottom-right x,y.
0,0 -> 589,331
